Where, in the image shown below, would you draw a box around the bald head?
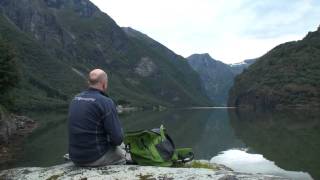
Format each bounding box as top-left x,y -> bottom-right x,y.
88,69 -> 108,92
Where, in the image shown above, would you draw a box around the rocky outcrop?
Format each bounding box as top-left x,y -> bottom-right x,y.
0,162 -> 288,180
135,57 -> 157,77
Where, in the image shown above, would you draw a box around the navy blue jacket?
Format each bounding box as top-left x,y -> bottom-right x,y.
68,88 -> 123,164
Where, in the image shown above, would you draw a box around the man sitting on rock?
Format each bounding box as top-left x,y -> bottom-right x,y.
68,69 -> 126,166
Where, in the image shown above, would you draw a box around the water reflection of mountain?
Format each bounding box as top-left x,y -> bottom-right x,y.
121,109 -> 244,160
229,109 -> 320,180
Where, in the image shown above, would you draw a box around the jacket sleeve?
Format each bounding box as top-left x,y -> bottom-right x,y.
102,99 -> 124,146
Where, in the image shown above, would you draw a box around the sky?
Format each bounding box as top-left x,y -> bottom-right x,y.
90,0 -> 320,64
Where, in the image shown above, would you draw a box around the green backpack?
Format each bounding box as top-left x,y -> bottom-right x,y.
124,125 -> 194,167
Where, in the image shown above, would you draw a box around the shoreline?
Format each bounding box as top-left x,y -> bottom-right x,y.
184,106 -> 237,109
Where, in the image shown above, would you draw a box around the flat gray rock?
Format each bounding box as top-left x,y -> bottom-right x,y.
0,162 -> 289,180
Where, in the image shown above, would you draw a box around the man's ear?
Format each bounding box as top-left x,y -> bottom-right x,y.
102,81 -> 107,91
104,82 -> 108,91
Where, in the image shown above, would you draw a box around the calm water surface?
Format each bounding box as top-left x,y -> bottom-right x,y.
5,109 -> 320,180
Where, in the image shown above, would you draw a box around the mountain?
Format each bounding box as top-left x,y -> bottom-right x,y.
121,27 -> 210,105
0,0 -> 212,111
229,59 -> 256,75
187,53 -> 256,106
228,27 -> 320,109
187,54 -> 235,105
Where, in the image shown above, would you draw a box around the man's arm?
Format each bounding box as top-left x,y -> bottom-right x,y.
103,100 -> 124,146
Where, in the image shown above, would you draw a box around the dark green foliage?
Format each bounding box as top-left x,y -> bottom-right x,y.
0,38 -> 18,93
0,37 -> 20,109
229,27 -> 320,108
0,12 -> 85,111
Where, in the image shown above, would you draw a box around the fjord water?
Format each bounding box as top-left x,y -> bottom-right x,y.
7,109 -> 319,179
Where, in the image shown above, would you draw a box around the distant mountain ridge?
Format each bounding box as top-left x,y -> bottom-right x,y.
0,0 -> 212,110
228,26 -> 320,109
187,53 -> 254,106
229,59 -> 256,75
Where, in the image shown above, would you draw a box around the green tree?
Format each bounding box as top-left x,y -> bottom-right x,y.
0,37 -> 19,108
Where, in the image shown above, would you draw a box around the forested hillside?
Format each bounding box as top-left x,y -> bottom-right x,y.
229,27 -> 320,109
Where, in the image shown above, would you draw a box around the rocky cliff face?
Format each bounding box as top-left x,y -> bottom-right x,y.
0,0 -> 211,109
187,54 -> 236,106
228,27 -> 320,109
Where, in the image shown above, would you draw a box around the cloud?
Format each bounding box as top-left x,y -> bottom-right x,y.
238,0 -> 320,39
89,0 -> 320,63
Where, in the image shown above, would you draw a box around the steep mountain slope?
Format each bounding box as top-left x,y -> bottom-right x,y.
187,54 -> 235,105
229,27 -> 320,109
122,27 -> 210,106
0,0 -> 211,110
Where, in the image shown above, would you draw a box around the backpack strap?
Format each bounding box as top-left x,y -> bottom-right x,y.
174,148 -> 194,163
125,144 -> 131,153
